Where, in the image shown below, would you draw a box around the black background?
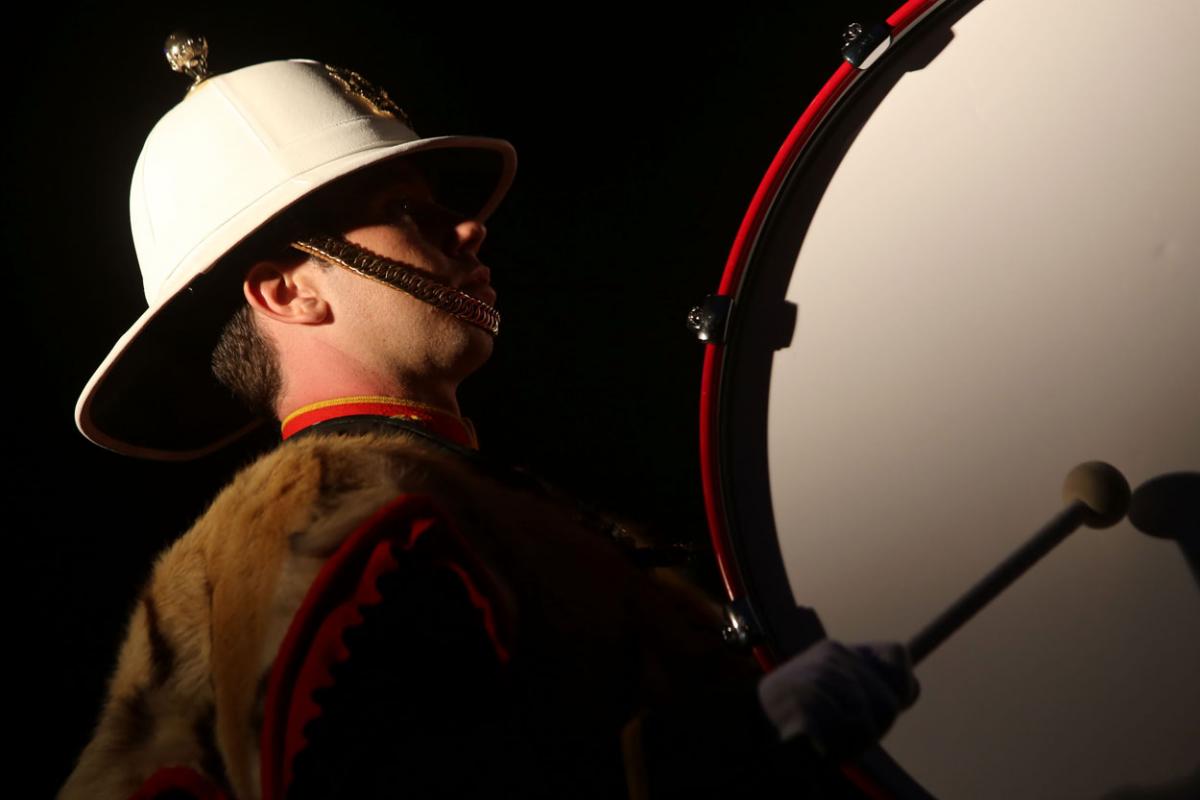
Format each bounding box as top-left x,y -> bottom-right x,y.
9,1 -> 896,792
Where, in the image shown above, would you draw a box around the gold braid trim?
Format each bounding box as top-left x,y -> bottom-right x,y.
290,235 -> 500,336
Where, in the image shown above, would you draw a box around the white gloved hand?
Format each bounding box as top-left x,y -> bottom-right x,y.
756,639 -> 920,759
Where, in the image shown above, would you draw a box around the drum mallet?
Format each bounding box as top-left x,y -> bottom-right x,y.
906,460 -> 1130,665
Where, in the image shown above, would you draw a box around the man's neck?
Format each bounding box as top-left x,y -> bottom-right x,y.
276,378 -> 461,424
278,394 -> 479,450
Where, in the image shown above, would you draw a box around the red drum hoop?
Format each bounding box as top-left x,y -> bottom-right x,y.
699,0 -> 1200,797
702,0 -> 947,656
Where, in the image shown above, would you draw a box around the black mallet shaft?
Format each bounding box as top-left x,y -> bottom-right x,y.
907,461 -> 1130,665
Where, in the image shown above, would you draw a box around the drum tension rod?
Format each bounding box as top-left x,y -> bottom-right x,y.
687,294 -> 733,344
721,597 -> 764,649
842,21 -> 892,70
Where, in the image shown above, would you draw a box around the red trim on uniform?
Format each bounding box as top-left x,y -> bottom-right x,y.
259,493 -> 514,800
128,766 -> 231,800
444,560 -> 511,664
280,396 -> 479,450
842,767 -> 900,800
272,533 -> 400,798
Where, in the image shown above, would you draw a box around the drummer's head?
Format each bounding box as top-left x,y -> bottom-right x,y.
74,53 -> 516,460
213,158 -> 496,423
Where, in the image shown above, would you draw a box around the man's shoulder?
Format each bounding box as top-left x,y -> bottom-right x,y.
175,429 -> 467,556
231,428 -> 451,493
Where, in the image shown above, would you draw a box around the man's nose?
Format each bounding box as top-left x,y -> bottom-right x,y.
449,218 -> 487,258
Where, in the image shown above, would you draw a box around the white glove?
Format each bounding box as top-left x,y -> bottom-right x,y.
756,639 -> 920,759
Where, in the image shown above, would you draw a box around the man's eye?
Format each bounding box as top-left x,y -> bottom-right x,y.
386,197 -> 463,228
386,199 -> 417,220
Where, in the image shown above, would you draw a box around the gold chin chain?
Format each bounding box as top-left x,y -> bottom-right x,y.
290,234 -> 501,336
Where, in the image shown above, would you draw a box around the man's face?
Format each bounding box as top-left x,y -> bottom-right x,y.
306,158 -> 497,386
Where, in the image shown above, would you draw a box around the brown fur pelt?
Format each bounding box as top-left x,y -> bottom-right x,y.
58,430 -> 759,800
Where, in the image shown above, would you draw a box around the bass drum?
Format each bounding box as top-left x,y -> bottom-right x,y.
699,0 -> 1200,797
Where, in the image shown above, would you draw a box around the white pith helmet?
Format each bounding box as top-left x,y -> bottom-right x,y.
75,34 -> 517,460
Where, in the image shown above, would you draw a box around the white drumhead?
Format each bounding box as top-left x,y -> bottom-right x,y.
767,0 -> 1199,797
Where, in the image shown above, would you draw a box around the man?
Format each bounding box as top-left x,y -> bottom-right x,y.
61,35 -> 918,800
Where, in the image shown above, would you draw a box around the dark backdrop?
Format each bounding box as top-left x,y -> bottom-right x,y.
7,1 -> 895,792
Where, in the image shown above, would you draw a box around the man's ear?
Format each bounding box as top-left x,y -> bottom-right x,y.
243,257 -> 331,325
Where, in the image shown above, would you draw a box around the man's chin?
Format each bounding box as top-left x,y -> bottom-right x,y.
456,324 -> 495,373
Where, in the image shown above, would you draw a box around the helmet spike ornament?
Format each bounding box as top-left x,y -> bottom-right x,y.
164,31 -> 211,91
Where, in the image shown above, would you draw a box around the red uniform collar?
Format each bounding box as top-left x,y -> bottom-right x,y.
280,396 -> 479,450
